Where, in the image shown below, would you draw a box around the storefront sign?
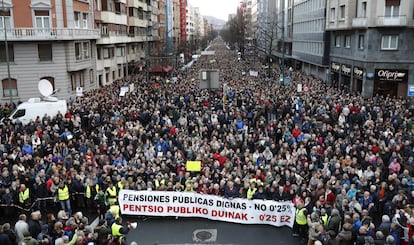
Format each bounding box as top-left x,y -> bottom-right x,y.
331,62 -> 340,72
408,85 -> 414,97
119,190 -> 296,228
341,64 -> 351,76
375,69 -> 408,82
353,67 -> 364,79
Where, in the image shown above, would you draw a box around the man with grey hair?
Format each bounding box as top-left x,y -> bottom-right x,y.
28,211 -> 42,239
378,215 -> 391,237
14,214 -> 29,243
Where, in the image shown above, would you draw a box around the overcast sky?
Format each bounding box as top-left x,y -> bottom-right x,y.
189,0 -> 241,21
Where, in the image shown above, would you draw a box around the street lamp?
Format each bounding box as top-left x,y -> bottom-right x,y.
279,0 -> 285,85
1,0 -> 13,106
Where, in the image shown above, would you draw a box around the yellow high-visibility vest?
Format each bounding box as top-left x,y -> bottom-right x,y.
117,182 -> 124,190
322,214 -> 328,225
58,186 -> 70,201
107,186 -> 117,203
86,185 -> 99,199
19,189 -> 30,204
295,208 -> 307,225
111,223 -> 123,238
247,187 -> 257,200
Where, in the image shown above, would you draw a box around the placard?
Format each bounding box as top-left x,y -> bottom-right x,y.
186,161 -> 201,172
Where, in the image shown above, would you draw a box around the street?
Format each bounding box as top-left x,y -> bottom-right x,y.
125,217 -> 301,245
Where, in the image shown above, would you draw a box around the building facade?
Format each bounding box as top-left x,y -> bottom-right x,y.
0,0 -> 100,101
292,0 -> 329,80
327,0 -> 414,97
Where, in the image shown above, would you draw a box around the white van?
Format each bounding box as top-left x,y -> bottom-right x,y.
5,98 -> 67,125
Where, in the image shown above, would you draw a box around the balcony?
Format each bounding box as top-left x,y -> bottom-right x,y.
0,28 -> 100,41
101,11 -> 128,25
97,31 -> 129,45
352,17 -> 368,28
128,0 -> 148,10
128,17 -> 149,27
376,15 -> 407,26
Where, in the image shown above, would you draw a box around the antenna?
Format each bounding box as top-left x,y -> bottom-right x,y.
38,79 -> 58,102
38,79 -> 53,97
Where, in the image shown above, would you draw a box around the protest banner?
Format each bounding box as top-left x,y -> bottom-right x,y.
119,190 -> 295,227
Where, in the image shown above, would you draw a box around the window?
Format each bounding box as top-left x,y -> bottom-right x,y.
334,35 -> 340,47
344,35 -> 351,48
38,44 -> 52,61
2,78 -> 18,97
381,35 -> 398,50
82,13 -> 89,28
0,10 -> 11,29
116,47 -> 125,57
361,2 -> 367,17
115,2 -> 121,14
83,42 -> 90,59
89,69 -> 94,84
12,109 -> 25,119
358,35 -> 365,49
340,5 -> 345,20
97,48 -> 102,59
385,0 -> 400,17
330,8 -> 336,21
103,48 -> 110,59
35,10 -> 50,29
80,72 -> 84,87
74,12 -> 80,28
0,44 -> 14,62
75,43 -> 82,60
71,74 -> 76,91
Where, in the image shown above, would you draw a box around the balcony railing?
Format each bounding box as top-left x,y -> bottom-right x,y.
376,15 -> 407,26
0,28 -> 100,41
352,17 -> 368,27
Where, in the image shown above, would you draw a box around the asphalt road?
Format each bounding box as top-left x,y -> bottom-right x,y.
124,216 -> 302,245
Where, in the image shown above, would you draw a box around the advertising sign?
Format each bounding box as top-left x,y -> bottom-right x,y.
375,69 -> 408,82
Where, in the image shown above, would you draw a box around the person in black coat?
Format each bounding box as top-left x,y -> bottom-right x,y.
28,211 -> 42,240
0,225 -> 13,245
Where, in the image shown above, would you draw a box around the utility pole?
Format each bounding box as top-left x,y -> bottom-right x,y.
145,25 -> 150,83
2,0 -> 13,106
280,0 -> 285,85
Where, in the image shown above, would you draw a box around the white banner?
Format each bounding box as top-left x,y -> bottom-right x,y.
119,190 -> 295,227
249,70 -> 259,77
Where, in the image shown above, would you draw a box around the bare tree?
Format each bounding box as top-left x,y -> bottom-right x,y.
255,12 -> 279,61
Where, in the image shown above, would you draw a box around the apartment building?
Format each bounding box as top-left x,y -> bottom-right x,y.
327,0 -> 414,97
0,0 -> 100,101
94,0 -> 159,86
292,0 -> 329,80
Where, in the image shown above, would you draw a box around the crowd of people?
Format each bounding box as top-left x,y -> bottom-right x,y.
0,37 -> 413,245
